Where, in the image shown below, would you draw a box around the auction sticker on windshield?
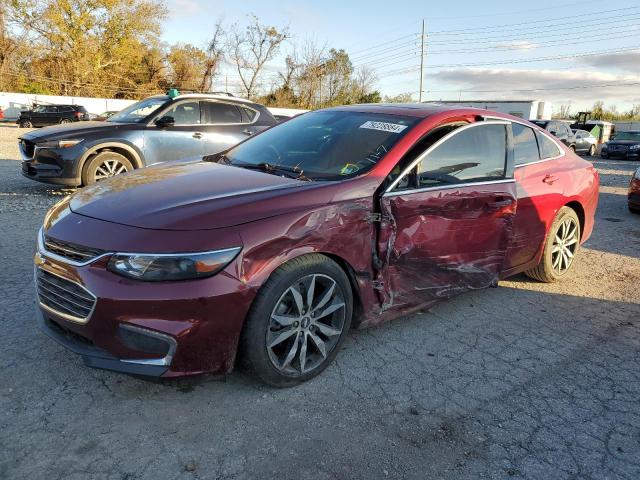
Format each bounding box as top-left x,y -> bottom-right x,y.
359,121 -> 408,133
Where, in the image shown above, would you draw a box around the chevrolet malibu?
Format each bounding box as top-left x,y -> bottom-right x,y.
35,105 -> 599,386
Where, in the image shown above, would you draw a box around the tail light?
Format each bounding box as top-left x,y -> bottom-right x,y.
74,111 -> 83,119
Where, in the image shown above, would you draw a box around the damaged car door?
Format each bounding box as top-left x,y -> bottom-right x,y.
375,121 -> 517,311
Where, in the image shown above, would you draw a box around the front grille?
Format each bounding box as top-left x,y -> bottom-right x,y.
44,236 -> 105,263
20,139 -> 35,158
36,268 -> 96,322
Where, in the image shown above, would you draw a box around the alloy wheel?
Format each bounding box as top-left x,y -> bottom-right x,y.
94,159 -> 128,181
551,217 -> 579,274
266,274 -> 346,376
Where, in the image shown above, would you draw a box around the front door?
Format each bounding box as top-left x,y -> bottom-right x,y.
143,100 -> 205,164
376,121 -> 517,311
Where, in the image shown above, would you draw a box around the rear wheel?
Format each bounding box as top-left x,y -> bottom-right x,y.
525,207 -> 581,283
81,151 -> 133,185
570,145 -> 576,153
241,254 -> 353,387
59,118 -> 72,124
19,119 -> 32,128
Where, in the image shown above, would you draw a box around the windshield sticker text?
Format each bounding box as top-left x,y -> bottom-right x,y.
359,121 -> 408,134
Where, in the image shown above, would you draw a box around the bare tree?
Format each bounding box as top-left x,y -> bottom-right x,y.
227,14 -> 288,98
199,21 -> 224,92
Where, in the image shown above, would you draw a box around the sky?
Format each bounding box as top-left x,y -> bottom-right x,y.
163,0 -> 640,113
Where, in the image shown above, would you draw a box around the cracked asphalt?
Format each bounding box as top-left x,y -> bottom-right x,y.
0,125 -> 639,480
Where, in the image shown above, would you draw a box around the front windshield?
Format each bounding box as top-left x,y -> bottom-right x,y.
223,111 -> 419,181
613,132 -> 640,141
107,97 -> 169,123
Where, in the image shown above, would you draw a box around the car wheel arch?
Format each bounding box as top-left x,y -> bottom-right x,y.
564,200 -> 585,240
233,251 -> 363,370
81,143 -> 143,172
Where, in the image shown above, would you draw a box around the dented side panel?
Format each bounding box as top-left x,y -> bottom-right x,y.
376,183 -> 517,313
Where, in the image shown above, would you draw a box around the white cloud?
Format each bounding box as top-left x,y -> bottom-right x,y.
579,50 -> 640,74
494,41 -> 538,51
165,0 -> 203,17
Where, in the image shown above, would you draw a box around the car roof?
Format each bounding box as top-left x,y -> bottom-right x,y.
147,93 -> 255,104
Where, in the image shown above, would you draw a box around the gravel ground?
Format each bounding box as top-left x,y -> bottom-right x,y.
0,125 -> 639,480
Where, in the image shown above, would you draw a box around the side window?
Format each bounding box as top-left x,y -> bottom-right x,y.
45,106 -> 58,113
512,123 -> 540,165
241,106 -> 258,123
201,102 -> 243,124
416,124 -> 507,188
163,101 -> 200,125
535,131 -> 562,159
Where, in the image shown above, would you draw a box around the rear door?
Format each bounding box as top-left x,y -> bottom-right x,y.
503,123 -> 565,271
199,101 -> 259,155
143,100 -> 205,164
376,121 -> 517,311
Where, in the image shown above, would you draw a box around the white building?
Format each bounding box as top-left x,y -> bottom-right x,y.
432,100 -> 552,120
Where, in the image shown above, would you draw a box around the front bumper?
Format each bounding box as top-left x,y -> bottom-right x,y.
34,218 -> 254,378
38,309 -> 169,376
20,141 -> 84,186
602,149 -> 640,159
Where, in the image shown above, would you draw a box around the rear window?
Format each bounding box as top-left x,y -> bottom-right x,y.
76,106 -> 87,113
536,131 -> 562,159
512,123 -> 540,165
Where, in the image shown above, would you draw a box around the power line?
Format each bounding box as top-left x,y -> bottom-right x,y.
428,5 -> 639,35
422,81 -> 640,94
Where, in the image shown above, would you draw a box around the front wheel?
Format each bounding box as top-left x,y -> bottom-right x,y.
525,207 -> 581,283
588,145 -> 596,156
60,118 -> 72,124
81,151 -> 133,185
241,254 -> 353,387
19,119 -> 32,128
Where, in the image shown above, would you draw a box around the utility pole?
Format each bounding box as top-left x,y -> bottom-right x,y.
419,19 -> 425,103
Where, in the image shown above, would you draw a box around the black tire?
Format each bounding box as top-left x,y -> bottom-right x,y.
60,118 -> 72,124
588,145 -> 596,157
19,119 -> 32,128
525,206 -> 581,283
241,253 -> 353,387
81,150 -> 133,185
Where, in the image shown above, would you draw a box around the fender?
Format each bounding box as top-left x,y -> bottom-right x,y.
79,141 -> 144,170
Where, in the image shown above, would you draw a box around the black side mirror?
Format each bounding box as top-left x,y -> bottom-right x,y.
155,115 -> 175,128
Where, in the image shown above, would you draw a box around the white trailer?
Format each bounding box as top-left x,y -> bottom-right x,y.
432,100 -> 552,120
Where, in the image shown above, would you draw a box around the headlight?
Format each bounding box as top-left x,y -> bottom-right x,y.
629,144 -> 640,150
37,139 -> 84,149
107,247 -> 241,281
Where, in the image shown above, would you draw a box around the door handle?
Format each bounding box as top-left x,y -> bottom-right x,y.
542,174 -> 559,185
192,132 -> 203,139
243,129 -> 254,136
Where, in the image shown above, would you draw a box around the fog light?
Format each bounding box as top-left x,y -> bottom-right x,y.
117,324 -> 177,366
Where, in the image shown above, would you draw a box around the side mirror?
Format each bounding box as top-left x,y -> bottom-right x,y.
155,115 -> 175,128
549,130 -> 557,136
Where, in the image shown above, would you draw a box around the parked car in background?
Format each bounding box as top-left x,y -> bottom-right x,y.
572,129 -> 597,156
600,131 -> 640,159
34,105 -> 599,386
17,104 -> 89,128
19,92 -> 277,186
93,111 -> 119,121
268,107 -> 309,122
531,120 -> 576,151
0,107 -> 4,121
629,167 -> 640,214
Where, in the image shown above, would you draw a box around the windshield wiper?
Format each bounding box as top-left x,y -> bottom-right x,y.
232,162 -> 311,181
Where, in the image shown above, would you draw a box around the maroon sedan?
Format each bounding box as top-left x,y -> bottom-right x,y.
35,105 -> 599,386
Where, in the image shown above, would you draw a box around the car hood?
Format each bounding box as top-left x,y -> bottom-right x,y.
69,161 -> 319,230
19,121 -> 133,141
